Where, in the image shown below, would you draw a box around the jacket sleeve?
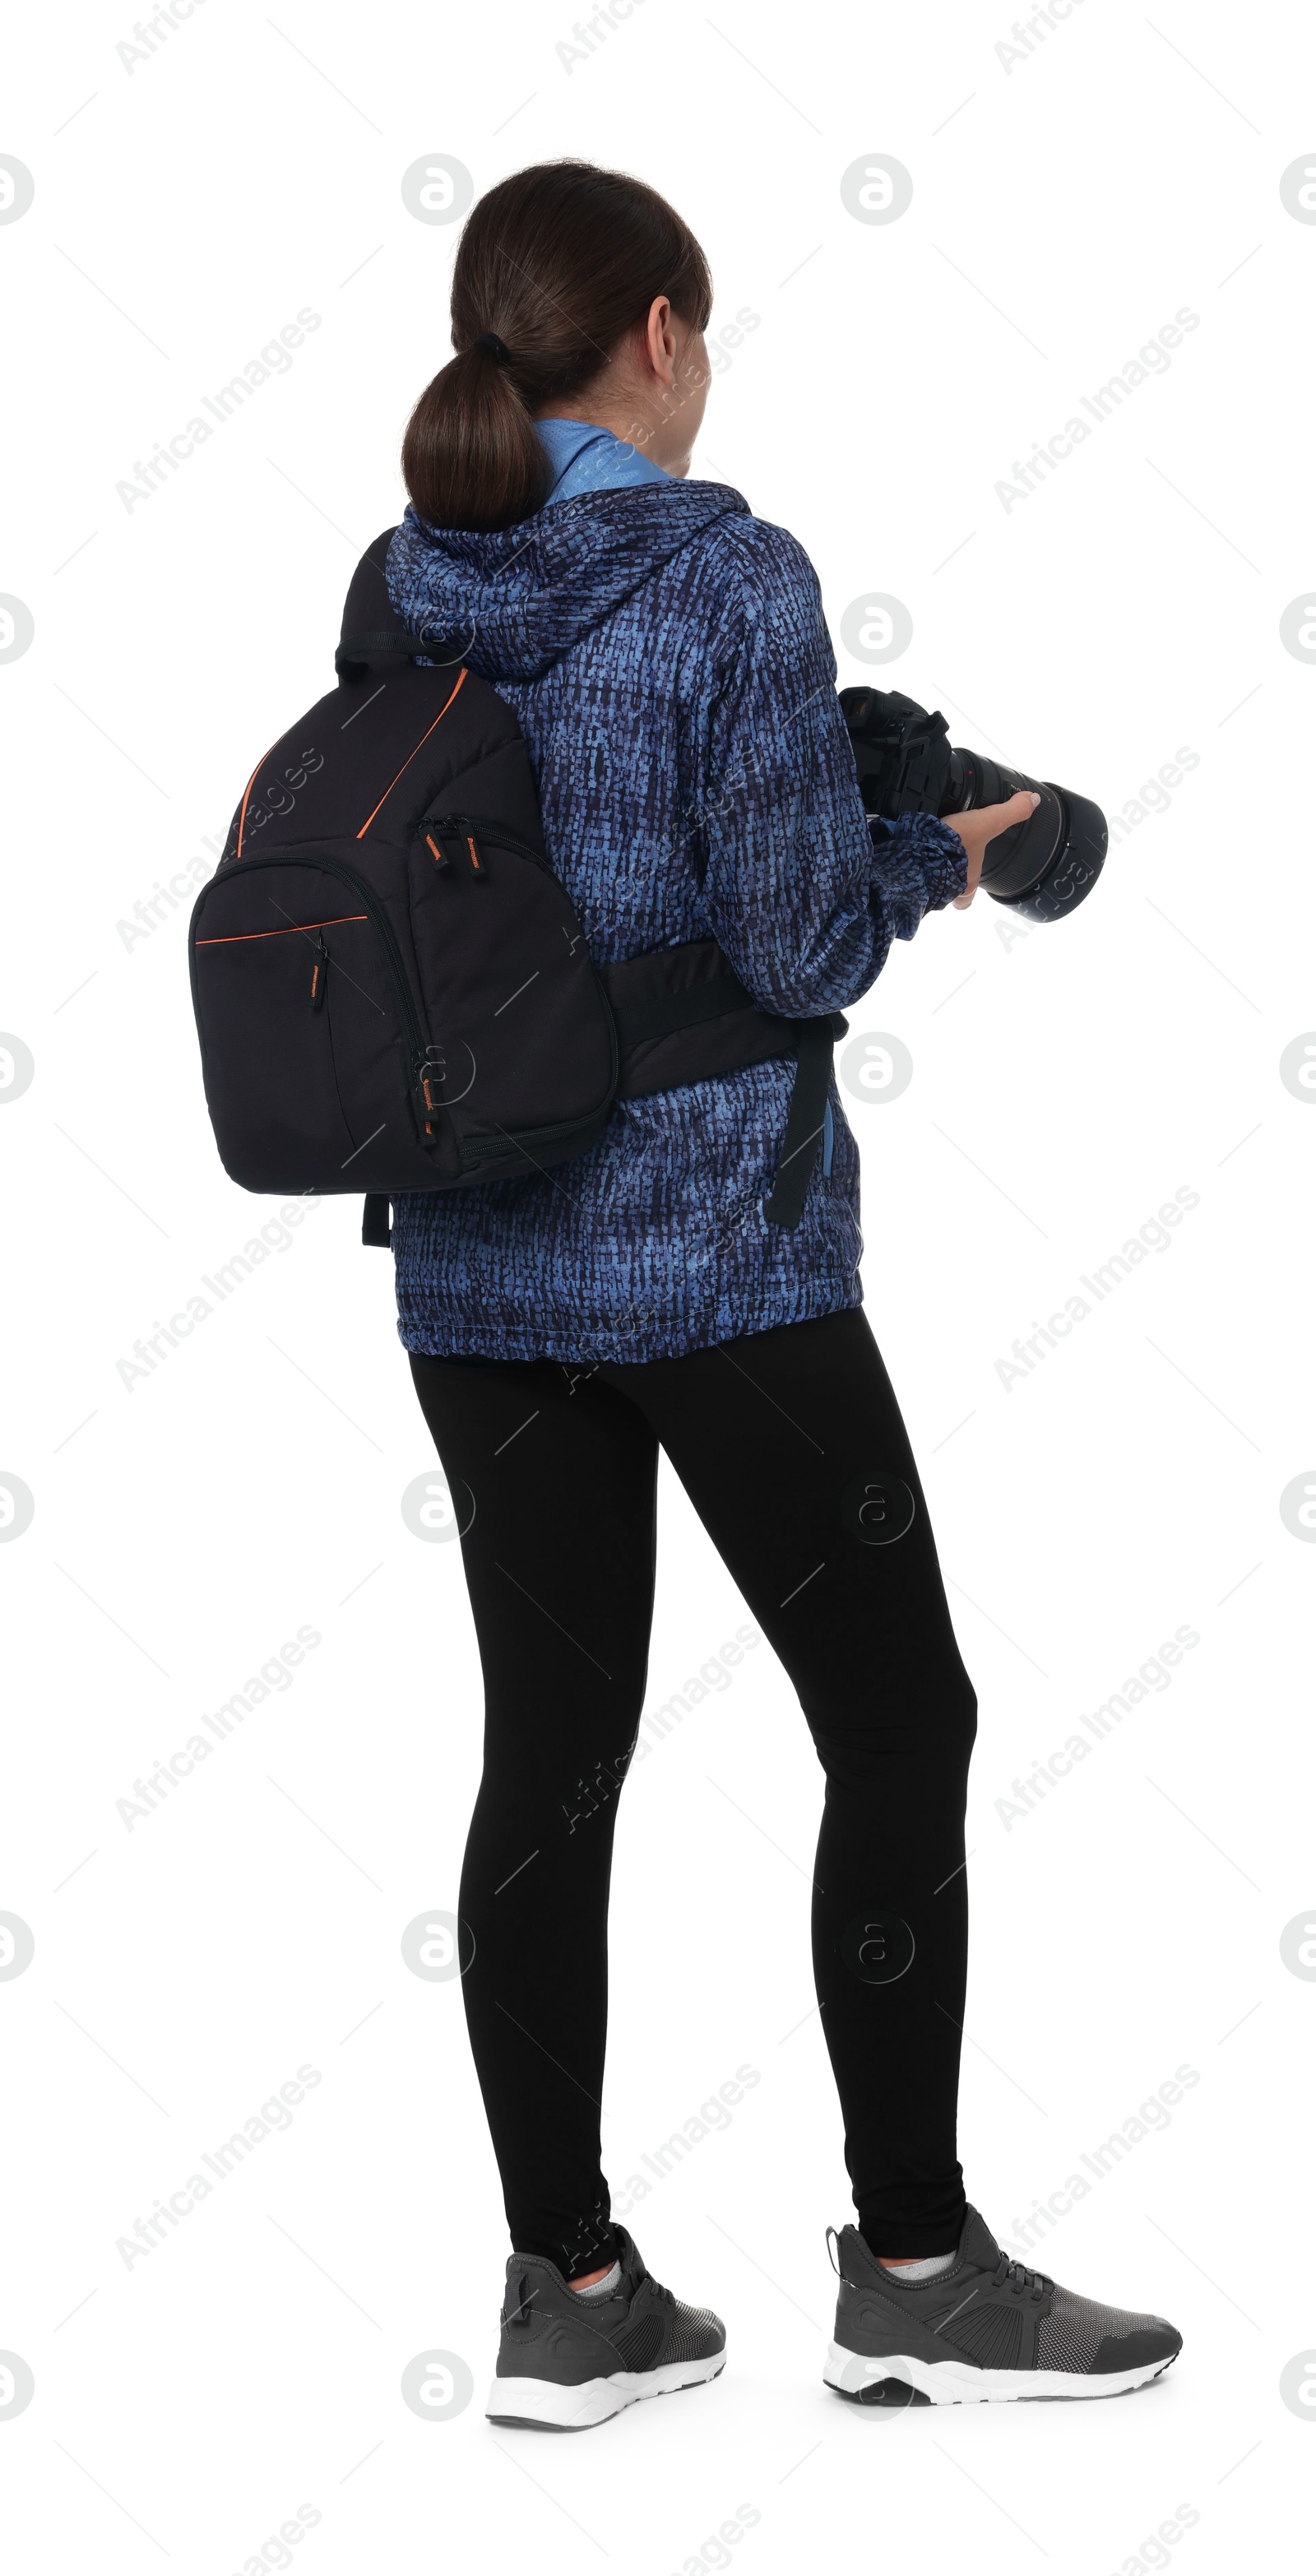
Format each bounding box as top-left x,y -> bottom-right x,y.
693,520 -> 967,1017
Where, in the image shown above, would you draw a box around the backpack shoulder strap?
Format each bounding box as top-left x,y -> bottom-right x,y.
336,526 -> 433,675
602,939 -> 846,1228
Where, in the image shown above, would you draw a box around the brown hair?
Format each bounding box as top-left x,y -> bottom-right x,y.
401,160 -> 713,532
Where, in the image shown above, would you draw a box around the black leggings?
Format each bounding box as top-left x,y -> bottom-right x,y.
410,1307 -> 978,2273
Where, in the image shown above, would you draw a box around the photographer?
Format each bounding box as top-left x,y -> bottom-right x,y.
388,158 -> 1181,2423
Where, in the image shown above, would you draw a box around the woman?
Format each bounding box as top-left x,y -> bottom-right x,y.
387,160 -> 1182,2425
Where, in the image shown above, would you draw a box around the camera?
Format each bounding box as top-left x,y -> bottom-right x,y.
840,686 -> 1107,924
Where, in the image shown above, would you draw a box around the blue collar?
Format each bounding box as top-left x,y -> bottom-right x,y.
536,415 -> 670,505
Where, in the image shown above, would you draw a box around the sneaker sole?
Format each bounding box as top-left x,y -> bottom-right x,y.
823,2339 -> 1179,2407
488,2352 -> 725,2430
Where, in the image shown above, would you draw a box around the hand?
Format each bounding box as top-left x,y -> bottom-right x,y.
945,790 -> 1040,908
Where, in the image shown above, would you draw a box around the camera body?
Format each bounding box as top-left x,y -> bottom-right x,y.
840,686 -> 1107,924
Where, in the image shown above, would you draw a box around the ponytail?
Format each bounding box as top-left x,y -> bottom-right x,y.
401,160 -> 713,533
403,338 -> 550,534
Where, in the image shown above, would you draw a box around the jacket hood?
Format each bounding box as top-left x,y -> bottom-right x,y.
386,480 -> 749,683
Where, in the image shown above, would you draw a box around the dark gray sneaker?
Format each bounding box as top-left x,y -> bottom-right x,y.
488,2226 -> 726,2430
825,2206 -> 1182,2406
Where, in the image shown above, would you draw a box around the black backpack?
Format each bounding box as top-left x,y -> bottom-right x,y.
188,530 -> 843,1243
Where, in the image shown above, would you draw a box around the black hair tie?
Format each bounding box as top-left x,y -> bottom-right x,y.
472,331 -> 512,364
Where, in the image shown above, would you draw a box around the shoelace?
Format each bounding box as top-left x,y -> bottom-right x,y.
992,2253 -> 1050,2304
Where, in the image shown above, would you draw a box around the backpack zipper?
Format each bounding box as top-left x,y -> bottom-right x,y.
418,812 -> 554,876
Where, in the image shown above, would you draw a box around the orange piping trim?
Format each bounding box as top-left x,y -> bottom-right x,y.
355,667 -> 468,838
235,740 -> 279,858
196,913 -> 367,947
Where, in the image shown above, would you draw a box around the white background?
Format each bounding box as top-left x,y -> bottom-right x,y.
2,1 -> 1314,2568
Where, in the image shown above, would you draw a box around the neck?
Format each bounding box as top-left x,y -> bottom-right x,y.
535,390 -> 693,480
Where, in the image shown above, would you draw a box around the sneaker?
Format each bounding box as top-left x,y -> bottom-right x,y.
824,2206 -> 1182,2406
487,2225 -> 726,2430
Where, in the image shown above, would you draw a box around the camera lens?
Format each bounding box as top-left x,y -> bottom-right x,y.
942,750 -> 1106,922
1010,789 -> 1107,922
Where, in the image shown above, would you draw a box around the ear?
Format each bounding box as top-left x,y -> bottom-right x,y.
642,294 -> 676,385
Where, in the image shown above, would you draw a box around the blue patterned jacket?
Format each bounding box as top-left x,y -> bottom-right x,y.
385,475 -> 966,1364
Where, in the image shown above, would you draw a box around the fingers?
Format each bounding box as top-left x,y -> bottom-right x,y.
985,790 -> 1040,830
951,791 -> 1039,909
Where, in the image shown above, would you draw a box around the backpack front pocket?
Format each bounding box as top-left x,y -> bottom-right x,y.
190,853 -> 458,1193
